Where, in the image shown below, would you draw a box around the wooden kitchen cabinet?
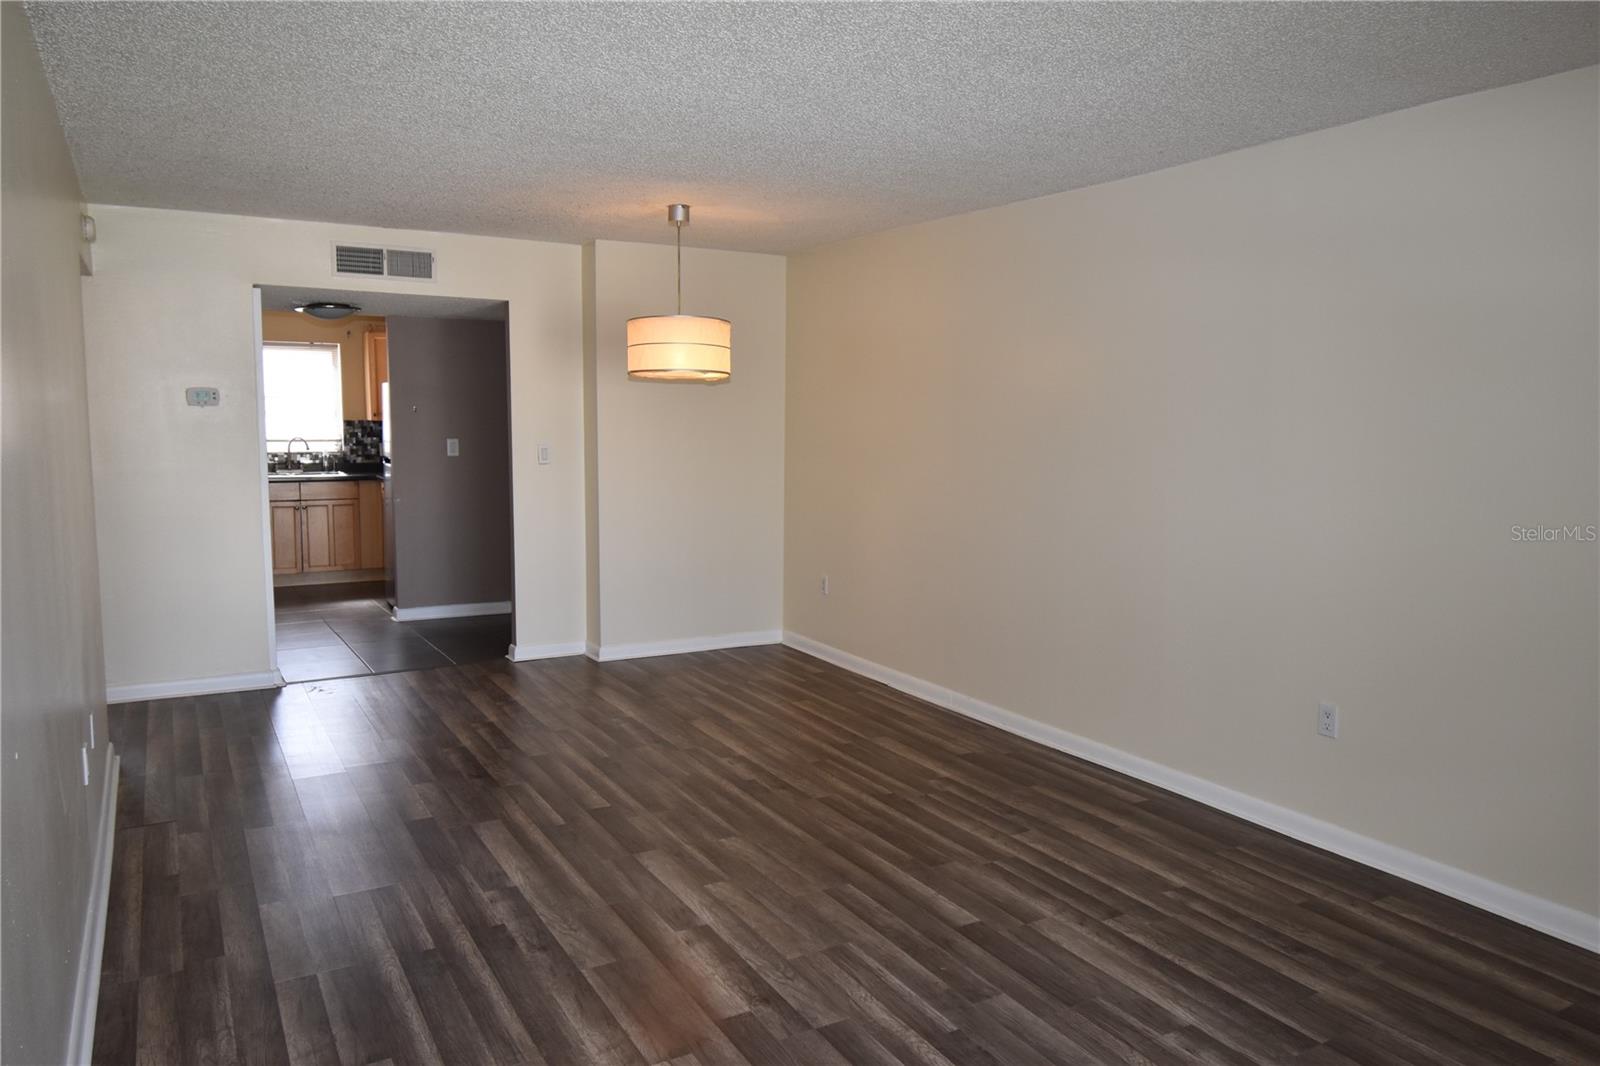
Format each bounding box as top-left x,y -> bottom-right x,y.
365,329 -> 388,420
357,479 -> 384,569
270,480 -> 368,578
270,502 -> 302,574
301,499 -> 359,571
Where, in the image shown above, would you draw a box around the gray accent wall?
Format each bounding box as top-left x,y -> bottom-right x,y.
387,317 -> 513,609
2,5 -> 115,1062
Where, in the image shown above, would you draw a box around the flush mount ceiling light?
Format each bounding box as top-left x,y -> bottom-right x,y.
627,204 -> 731,383
293,301 -> 361,320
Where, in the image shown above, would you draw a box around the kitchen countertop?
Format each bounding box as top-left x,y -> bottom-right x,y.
267,471 -> 382,483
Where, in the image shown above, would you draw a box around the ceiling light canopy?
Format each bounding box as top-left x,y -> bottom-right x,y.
627,204 -> 731,383
294,301 -> 361,320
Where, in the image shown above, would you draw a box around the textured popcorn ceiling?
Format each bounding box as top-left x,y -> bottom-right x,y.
27,1 -> 1599,253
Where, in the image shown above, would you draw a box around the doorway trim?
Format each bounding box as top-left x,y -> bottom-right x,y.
251,286 -> 284,685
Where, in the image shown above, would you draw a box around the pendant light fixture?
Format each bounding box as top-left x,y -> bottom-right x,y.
627,204 -> 731,382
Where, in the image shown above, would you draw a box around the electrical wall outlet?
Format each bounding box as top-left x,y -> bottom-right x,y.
819,575 -> 829,596
1318,702 -> 1339,739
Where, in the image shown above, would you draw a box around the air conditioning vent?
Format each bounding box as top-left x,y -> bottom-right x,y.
333,244 -> 385,276
331,243 -> 437,281
386,249 -> 434,280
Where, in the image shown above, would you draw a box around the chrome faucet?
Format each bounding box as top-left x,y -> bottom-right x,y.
285,437 -> 311,469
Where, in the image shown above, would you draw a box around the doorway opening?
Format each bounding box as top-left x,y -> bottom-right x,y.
256,285 -> 513,682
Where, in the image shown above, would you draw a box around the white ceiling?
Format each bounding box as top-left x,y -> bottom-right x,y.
27,1 -> 1599,253
258,285 -> 507,321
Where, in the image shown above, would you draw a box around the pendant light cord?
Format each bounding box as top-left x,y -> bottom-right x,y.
676,221 -> 683,315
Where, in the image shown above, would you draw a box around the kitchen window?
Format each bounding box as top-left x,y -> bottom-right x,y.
263,343 -> 343,450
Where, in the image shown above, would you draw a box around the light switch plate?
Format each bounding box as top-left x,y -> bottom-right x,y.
185,386 -> 220,407
446,438 -> 460,457
537,444 -> 550,465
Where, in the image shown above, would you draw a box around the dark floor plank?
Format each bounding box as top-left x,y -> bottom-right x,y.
136,972 -> 180,1066
91,977 -> 139,1066
276,972 -> 343,1066
317,963 -> 401,1066
177,956 -> 239,1066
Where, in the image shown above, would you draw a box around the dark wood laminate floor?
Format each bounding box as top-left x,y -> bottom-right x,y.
94,646 -> 1600,1066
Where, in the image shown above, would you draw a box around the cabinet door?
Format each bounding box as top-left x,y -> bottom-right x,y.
330,500 -> 360,569
301,501 -> 335,571
302,500 -> 360,572
271,503 -> 302,573
357,480 -> 384,569
365,330 -> 389,420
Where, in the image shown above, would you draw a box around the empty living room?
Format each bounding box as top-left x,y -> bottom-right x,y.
2,2 -> 1597,1064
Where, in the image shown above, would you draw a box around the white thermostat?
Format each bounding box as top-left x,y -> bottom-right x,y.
185,387 -> 220,407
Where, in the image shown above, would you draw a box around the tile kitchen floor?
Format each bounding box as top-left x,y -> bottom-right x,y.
273,582 -> 512,682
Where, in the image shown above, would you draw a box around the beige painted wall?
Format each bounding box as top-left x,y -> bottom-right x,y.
81,207 -> 583,689
1,5 -> 115,1061
585,240 -> 785,651
260,309 -> 384,419
785,67 -> 1599,918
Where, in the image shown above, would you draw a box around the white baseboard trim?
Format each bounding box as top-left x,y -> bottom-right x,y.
782,630 -> 1600,952
107,670 -> 282,704
65,746 -> 119,1065
590,629 -> 783,662
392,600 -> 512,622
506,641 -> 587,662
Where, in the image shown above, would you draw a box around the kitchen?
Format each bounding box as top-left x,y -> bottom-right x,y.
259,286 -> 514,681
